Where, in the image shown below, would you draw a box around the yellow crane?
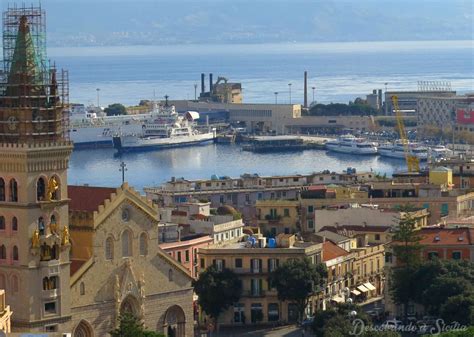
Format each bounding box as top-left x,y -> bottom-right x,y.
391,95 -> 420,172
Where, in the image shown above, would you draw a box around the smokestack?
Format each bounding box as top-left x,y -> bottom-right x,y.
378,89 -> 383,111
201,73 -> 205,94
209,73 -> 213,93
304,71 -> 308,108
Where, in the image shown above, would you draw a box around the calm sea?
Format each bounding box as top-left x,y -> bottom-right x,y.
62,40 -> 473,190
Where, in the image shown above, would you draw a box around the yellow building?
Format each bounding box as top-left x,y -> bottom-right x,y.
0,289 -> 12,333
255,200 -> 300,235
429,166 -> 453,187
351,244 -> 385,301
198,234 -> 323,326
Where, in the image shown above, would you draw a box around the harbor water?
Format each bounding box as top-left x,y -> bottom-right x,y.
69,144 -> 407,191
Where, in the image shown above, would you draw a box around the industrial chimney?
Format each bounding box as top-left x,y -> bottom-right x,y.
209,73 -> 213,93
304,71 -> 308,108
201,73 -> 205,94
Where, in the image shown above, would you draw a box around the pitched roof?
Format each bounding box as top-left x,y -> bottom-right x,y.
418,228 -> 473,246
70,259 -> 86,276
68,185 -> 116,212
315,230 -> 351,244
322,241 -> 350,262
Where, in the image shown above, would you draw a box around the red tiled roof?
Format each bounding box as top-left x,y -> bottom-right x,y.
68,185 -> 116,212
70,259 -> 86,276
322,241 -> 350,262
418,228 -> 473,246
191,213 -> 208,220
172,210 -> 187,216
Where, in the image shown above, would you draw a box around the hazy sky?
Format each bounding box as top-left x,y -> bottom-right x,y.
4,0 -> 473,46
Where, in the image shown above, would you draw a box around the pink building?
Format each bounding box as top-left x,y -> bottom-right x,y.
160,234 -> 213,279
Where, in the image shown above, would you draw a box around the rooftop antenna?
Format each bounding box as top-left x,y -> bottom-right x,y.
164,95 -> 169,107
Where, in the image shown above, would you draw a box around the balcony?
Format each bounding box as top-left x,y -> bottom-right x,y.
40,259 -> 60,268
42,288 -> 58,299
244,290 -> 266,298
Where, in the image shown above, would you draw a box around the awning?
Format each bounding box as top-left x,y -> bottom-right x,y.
357,285 -> 369,293
364,282 -> 376,291
351,289 -> 361,296
331,295 -> 344,303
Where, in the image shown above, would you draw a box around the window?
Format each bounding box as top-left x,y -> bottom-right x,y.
268,258 -> 279,272
251,303 -> 263,323
12,246 -> 18,261
80,282 -> 85,295
440,203 -> 449,216
385,252 -> 393,263
37,177 -> 46,201
213,259 -> 225,271
0,178 -> 5,201
308,219 -> 314,229
45,325 -> 58,332
0,245 -> 6,259
307,205 -> 314,213
268,303 -> 279,322
11,275 -> 19,293
105,237 -> 114,260
235,258 -> 243,268
251,259 -> 262,273
44,302 -> 57,314
452,251 -> 462,260
177,251 -> 182,263
233,303 -> 245,323
43,276 -> 58,290
0,216 -> 4,230
121,230 -> 132,257
428,251 -> 439,260
200,258 -> 205,268
375,234 -> 381,241
250,279 -> 262,296
9,179 -> 18,202
283,208 -> 290,217
168,269 -> 173,281
185,250 -> 189,262
139,233 -> 148,256
12,217 -> 18,231
245,194 -> 250,202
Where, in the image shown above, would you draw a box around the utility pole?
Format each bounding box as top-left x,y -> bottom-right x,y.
288,83 -> 292,104
274,92 -> 278,104
119,161 -> 127,184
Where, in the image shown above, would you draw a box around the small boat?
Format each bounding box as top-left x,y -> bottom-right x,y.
379,141 -> 428,160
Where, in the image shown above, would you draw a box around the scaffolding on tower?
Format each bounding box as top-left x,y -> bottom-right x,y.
0,4 -> 70,143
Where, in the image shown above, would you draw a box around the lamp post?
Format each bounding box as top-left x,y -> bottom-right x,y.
119,161 -> 127,184
288,83 -> 292,104
274,92 -> 278,104
96,88 -> 101,108
312,86 -> 316,103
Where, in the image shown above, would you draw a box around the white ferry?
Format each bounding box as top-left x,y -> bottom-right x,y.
378,141 -> 428,161
69,104 -> 149,148
325,135 -> 378,155
112,101 -> 216,152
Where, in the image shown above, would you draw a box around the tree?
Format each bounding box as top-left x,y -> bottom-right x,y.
110,313 -> 165,337
390,213 -> 423,320
269,258 -> 327,322
439,293 -> 474,326
105,103 -> 127,116
192,265 -> 242,328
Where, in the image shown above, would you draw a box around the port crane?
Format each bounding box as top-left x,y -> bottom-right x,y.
391,95 -> 420,172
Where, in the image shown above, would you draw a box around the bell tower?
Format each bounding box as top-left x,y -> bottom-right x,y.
0,5 -> 72,333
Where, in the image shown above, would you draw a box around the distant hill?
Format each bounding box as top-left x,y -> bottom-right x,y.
30,0 -> 474,46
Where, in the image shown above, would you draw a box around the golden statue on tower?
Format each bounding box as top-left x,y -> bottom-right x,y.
47,176 -> 59,201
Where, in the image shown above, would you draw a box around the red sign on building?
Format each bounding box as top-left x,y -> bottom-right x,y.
456,108 -> 474,125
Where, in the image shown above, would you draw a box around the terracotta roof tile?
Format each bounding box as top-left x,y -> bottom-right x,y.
418,228 -> 473,246
68,185 -> 116,212
322,241 -> 350,262
70,259 -> 86,277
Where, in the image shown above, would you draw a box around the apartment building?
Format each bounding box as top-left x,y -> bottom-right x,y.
198,234 -> 323,326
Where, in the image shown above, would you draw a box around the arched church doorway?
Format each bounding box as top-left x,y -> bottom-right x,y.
163,305 -> 186,337
73,320 -> 94,337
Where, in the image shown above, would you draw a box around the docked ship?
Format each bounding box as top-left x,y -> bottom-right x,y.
378,141 -> 429,161
325,135 -> 378,155
112,102 -> 216,152
69,104 -> 150,148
